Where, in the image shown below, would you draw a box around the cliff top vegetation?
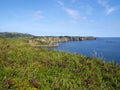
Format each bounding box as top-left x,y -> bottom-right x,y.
0,37 -> 120,90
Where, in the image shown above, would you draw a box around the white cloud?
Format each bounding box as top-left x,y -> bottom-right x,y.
57,0 -> 64,6
98,0 -> 117,15
34,10 -> 44,19
57,1 -> 86,20
63,7 -> 79,19
56,0 -> 87,24
106,7 -> 116,15
63,7 -> 86,20
98,0 -> 108,7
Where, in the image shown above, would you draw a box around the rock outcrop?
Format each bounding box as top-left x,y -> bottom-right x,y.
29,36 -> 96,47
59,36 -> 96,41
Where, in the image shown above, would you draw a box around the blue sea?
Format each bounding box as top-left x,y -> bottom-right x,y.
54,38 -> 120,64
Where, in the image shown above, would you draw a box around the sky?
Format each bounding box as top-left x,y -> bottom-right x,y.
0,0 -> 120,37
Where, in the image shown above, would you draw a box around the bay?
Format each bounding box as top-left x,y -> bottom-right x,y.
54,38 -> 120,64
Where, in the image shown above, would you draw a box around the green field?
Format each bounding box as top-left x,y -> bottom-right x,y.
0,37 -> 120,90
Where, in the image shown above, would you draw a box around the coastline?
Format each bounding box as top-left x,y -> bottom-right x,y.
29,36 -> 96,47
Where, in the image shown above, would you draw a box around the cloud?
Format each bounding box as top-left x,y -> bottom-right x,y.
63,7 -> 79,19
63,7 -> 87,20
57,0 -> 86,20
34,10 -> 44,19
106,7 -> 116,15
98,0 -> 108,7
98,0 -> 117,15
57,0 -> 64,6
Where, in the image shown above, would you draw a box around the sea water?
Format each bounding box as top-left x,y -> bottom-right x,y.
54,38 -> 120,64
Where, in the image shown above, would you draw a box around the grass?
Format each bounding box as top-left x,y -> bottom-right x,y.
0,37 -> 120,90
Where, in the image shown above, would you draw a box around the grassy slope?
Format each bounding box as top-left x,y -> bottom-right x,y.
0,38 -> 120,90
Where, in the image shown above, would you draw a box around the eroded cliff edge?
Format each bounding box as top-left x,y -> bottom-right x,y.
29,36 -> 96,47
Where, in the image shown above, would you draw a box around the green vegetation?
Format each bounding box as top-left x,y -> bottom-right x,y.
0,32 -> 34,38
0,37 -> 120,90
0,32 -> 96,47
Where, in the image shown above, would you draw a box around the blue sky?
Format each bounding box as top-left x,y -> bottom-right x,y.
0,0 -> 120,37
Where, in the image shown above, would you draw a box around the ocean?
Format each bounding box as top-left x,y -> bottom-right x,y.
53,38 -> 120,64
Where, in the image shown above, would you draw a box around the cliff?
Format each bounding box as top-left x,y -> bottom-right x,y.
29,36 -> 96,47
58,36 -> 96,41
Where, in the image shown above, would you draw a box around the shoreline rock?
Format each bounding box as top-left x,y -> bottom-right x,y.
29,36 -> 96,47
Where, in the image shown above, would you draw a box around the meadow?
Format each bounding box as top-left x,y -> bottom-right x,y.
0,37 -> 120,90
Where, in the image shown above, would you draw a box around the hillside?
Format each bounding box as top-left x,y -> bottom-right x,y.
0,37 -> 120,90
0,32 -> 34,37
0,32 -> 96,47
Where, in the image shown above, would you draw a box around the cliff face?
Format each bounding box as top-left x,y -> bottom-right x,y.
57,36 -> 96,42
29,36 -> 96,47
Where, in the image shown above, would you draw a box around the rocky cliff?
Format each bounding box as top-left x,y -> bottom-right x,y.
59,36 -> 96,41
29,36 -> 96,47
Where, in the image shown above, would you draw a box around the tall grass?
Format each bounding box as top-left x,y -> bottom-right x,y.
0,37 -> 120,90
